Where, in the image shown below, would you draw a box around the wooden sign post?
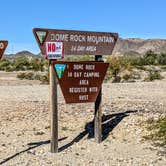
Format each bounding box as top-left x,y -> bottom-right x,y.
49,60 -> 58,153
94,55 -> 103,143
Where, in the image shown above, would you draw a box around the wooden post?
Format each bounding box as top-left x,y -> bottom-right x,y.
94,55 -> 103,143
49,60 -> 58,153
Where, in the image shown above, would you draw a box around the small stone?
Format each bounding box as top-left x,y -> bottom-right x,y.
34,131 -> 45,135
27,149 -> 36,155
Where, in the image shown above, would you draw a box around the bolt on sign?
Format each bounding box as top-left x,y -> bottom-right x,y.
0,41 -> 8,59
33,28 -> 118,58
53,61 -> 109,103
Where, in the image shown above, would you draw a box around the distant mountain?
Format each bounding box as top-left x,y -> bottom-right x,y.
113,38 -> 166,56
4,51 -> 43,60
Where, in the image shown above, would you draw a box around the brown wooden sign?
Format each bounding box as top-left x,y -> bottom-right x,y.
0,41 -> 8,59
33,28 -> 118,57
53,61 -> 109,103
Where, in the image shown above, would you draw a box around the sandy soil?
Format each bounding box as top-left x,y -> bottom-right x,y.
0,71 -> 41,86
0,72 -> 166,166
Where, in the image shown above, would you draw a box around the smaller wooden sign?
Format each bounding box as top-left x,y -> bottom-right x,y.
53,61 -> 109,103
0,41 -> 8,59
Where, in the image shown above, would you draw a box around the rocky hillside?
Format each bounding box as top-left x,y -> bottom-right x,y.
113,38 -> 166,56
4,51 -> 43,60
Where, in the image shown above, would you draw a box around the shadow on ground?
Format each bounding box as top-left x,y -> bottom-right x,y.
0,109 -> 143,165
0,137 -> 67,165
58,109 -> 143,152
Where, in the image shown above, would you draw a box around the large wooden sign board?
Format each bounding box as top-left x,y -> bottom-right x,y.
53,61 -> 109,103
33,28 -> 118,59
0,41 -> 8,59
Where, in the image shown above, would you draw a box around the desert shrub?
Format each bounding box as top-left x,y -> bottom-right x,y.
119,56 -> 145,67
130,72 -> 141,80
28,58 -> 40,71
104,69 -> 112,82
124,50 -> 159,67
160,65 -> 166,70
17,72 -> 35,80
121,71 -> 140,82
17,73 -> 26,80
145,71 -> 163,81
144,57 -> 157,65
134,65 -> 147,70
5,66 -> 14,72
120,57 -> 133,70
28,58 -> 47,71
125,57 -> 139,66
25,72 -> 35,80
65,55 -> 93,61
8,57 -> 48,72
36,72 -> 49,84
158,53 -> 166,65
106,57 -> 122,81
39,75 -> 49,84
122,73 -> 132,81
13,57 -> 30,71
112,51 -> 166,68
106,57 -> 131,82
0,59 -> 11,70
17,71 -> 49,84
139,57 -> 152,66
143,116 -> 166,146
144,50 -> 158,65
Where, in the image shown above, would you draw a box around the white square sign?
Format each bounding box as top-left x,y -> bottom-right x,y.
45,42 -> 64,59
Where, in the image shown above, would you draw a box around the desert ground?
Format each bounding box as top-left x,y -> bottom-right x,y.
0,71 -> 166,166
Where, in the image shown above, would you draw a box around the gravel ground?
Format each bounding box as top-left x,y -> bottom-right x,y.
0,78 -> 166,165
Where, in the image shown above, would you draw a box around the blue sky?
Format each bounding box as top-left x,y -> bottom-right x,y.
0,0 -> 166,54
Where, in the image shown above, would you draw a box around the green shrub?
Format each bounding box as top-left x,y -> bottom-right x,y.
17,72 -> 35,80
161,65 -> 166,70
25,72 -> 35,80
135,65 -> 146,70
144,50 -> 158,65
13,57 -> 30,71
17,71 -> 49,84
124,50 -> 160,66
28,58 -> 47,71
65,55 -> 93,61
158,53 -> 166,65
108,57 -> 121,77
36,72 -> 49,84
106,57 -> 131,82
143,116 -> 166,146
145,71 -> 163,81
17,73 -> 26,80
0,59 -> 11,70
5,66 -> 14,72
122,73 -> 132,81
